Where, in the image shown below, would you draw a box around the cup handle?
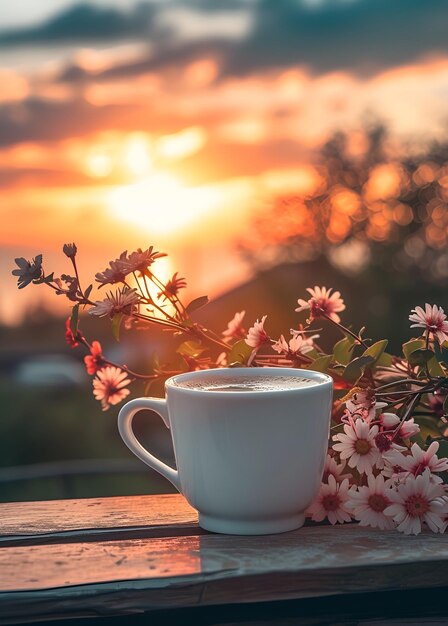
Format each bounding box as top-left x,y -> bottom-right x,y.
117,397 -> 181,492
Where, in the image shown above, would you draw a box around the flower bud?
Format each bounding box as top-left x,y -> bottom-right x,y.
63,243 -> 77,259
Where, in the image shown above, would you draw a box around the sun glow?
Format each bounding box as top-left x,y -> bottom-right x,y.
107,171 -> 220,235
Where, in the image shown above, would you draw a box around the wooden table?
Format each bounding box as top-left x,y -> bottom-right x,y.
1,494 -> 448,625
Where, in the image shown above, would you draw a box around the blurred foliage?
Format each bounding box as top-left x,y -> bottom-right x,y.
243,127 -> 448,282
0,381 -> 175,501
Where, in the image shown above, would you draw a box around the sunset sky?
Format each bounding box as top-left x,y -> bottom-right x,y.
2,0 -> 448,324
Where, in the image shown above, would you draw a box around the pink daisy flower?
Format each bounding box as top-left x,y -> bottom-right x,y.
95,251 -> 128,287
347,474 -> 395,530
306,475 -> 353,525
296,286 -> 345,324
123,247 -> 166,275
89,287 -> 139,318
322,454 -> 351,484
385,470 -> 447,535
385,441 -> 448,480
382,455 -> 408,486
332,417 -> 381,474
223,311 -> 246,341
93,366 -> 131,411
245,315 -> 269,349
409,303 -> 448,345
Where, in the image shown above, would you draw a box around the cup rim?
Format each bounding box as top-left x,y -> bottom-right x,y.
165,366 -> 333,396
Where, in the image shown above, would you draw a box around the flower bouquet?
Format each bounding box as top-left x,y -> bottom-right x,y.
13,244 -> 448,535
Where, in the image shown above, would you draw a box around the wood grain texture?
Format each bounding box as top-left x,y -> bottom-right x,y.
1,526 -> 448,623
0,494 -> 198,544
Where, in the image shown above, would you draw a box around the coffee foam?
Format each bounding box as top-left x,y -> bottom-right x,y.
172,375 -> 320,392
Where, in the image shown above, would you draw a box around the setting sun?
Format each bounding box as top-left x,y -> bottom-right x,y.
107,171 -> 221,235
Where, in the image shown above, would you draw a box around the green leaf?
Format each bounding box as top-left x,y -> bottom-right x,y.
408,349 -> 434,366
69,304 -> 79,335
228,339 -> 253,365
176,340 -> 206,358
342,355 -> 375,383
414,416 -> 442,442
428,355 -> 445,377
310,355 -> 332,373
112,313 -> 123,342
333,337 -> 355,366
363,339 -> 388,364
376,352 -> 393,367
303,347 -> 320,361
186,296 -> 209,314
437,440 -> 448,458
84,284 -> 93,299
402,338 -> 425,360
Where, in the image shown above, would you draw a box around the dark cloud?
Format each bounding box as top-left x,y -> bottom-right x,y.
51,0 -> 448,86
1,0 -> 448,149
0,3 -> 157,46
2,0 -> 447,75
0,96 -> 223,146
0,98 -> 153,146
224,0 -> 448,76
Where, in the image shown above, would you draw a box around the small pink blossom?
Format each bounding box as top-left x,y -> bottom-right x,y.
12,255 -> 43,289
272,333 -> 314,357
157,272 -> 187,301
322,454 -> 351,484
398,418 -> 420,440
296,286 -> 345,323
65,317 -> 83,348
385,470 -> 447,535
84,341 -> 104,375
95,248 -> 166,287
93,366 -> 131,411
89,287 -> 139,318
409,303 -> 448,345
123,247 -> 166,275
378,413 -> 419,444
332,417 -> 381,474
95,252 -> 128,286
306,475 -> 353,525
347,474 -> 395,530
245,315 -> 269,349
223,311 -> 246,341
379,412 -> 400,429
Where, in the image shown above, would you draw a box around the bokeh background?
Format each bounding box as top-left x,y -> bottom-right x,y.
1,0 -> 448,501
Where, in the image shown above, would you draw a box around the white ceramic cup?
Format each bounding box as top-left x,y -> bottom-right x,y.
118,367 -> 332,535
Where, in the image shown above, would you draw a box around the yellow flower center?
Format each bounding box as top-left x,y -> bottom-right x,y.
355,438 -> 371,455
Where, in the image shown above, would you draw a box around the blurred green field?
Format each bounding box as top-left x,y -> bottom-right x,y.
0,381 -> 176,502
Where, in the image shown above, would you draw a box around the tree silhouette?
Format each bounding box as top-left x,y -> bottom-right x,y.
243,126 -> 448,286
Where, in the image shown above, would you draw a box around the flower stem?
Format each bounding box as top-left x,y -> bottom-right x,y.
322,313 -> 368,349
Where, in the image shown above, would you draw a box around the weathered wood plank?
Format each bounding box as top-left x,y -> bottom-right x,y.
0,494 -> 198,544
1,526 -> 448,623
